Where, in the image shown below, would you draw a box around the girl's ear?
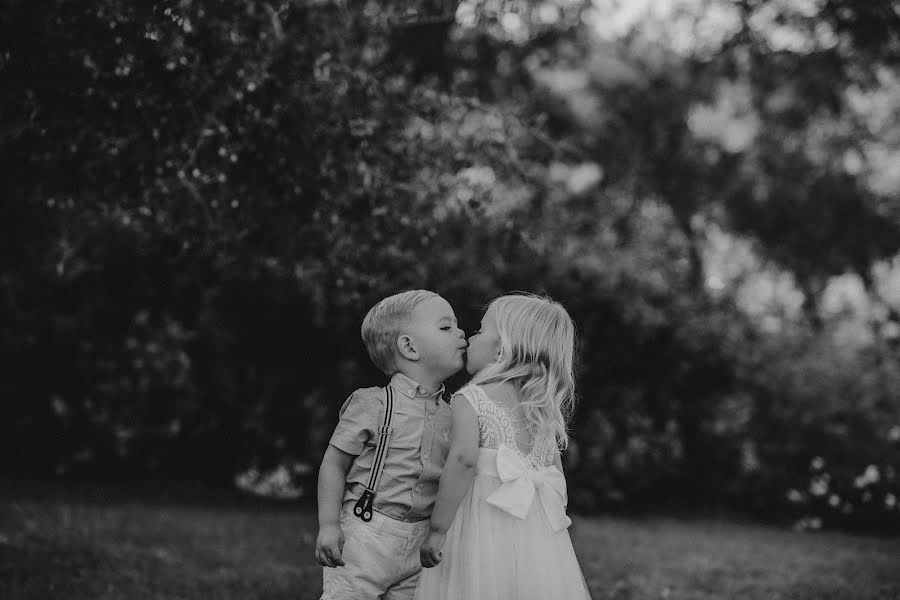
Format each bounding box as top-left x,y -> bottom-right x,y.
397,334 -> 419,361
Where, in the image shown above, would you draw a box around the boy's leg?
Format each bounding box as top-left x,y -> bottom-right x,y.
381,570 -> 420,600
382,523 -> 430,600
321,508 -> 402,600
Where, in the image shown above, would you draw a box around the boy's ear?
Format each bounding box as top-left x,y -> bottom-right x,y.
397,334 -> 419,361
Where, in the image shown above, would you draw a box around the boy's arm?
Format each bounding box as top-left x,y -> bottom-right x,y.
421,395 -> 479,567
318,444 -> 356,528
315,444 -> 356,568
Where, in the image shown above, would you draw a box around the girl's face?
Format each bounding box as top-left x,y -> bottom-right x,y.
465,306 -> 501,375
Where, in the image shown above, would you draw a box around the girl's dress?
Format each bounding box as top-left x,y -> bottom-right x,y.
415,384 -> 592,600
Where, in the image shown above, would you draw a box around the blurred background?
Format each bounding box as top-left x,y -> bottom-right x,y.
2,0 -> 900,597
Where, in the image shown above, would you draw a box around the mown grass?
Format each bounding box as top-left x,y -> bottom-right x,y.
1,484 -> 898,599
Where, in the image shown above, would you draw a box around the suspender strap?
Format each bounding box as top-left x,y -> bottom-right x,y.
353,386 -> 394,522
367,386 -> 394,491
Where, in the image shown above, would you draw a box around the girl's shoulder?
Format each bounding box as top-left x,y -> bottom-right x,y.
477,381 -> 519,403
452,383 -> 494,412
454,381 -> 519,414
454,381 -> 503,399
451,383 -> 480,405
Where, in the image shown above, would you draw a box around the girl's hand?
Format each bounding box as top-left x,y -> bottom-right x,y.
420,530 -> 447,568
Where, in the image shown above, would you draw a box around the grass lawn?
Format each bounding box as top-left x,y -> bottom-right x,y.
1,485 -> 898,599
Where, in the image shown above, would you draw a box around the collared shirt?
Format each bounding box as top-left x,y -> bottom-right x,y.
329,372 -> 453,522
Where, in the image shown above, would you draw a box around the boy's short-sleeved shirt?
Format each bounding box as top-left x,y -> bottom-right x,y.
329,372 -> 452,523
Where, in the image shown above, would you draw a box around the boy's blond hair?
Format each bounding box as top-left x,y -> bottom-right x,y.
361,290 -> 439,375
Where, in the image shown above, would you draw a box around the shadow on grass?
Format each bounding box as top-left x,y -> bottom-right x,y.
0,483 -> 323,600
780,555 -> 900,600
0,531 -> 320,600
570,515 -> 900,600
2,483 -> 899,600
0,536 -> 108,600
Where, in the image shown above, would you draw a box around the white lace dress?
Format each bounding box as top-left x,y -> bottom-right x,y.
414,384 -> 592,600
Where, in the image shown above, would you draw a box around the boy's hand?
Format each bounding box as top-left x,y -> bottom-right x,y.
420,530 -> 446,568
315,524 -> 345,568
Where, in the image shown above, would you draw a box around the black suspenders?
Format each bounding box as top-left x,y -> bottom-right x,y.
353,386 -> 394,522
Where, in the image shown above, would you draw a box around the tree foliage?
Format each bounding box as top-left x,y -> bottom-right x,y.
2,0 -> 899,530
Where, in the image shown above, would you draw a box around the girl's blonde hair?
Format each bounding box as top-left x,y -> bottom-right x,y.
470,293 -> 577,449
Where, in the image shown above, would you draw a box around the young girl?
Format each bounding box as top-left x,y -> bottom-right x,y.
414,294 -> 592,600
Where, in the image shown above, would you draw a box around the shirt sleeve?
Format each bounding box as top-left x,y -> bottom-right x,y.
328,389 -> 380,456
454,386 -> 479,414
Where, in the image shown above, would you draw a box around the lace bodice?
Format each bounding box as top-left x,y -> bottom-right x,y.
457,384 -> 557,470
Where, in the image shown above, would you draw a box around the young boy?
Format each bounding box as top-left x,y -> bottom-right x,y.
316,290 -> 467,600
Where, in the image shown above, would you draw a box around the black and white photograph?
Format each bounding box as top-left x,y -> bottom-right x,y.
2,0 -> 900,598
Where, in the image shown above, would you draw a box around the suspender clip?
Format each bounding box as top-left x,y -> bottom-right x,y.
353,489 -> 375,522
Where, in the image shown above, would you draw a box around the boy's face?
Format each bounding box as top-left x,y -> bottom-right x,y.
465,306 -> 501,375
405,296 -> 467,377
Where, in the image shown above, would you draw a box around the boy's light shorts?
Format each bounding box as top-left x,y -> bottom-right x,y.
321,502 -> 431,600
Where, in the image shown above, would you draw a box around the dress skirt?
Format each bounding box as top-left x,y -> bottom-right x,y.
414,449 -> 592,600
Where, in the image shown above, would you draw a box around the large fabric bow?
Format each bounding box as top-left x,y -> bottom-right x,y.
485,445 -> 572,532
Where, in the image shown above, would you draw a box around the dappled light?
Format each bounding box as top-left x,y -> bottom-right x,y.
2,0 -> 900,596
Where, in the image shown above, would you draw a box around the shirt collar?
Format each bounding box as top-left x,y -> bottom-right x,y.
389,372 -> 445,403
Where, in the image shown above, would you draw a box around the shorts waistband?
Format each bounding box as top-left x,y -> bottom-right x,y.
341,501 -> 431,537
